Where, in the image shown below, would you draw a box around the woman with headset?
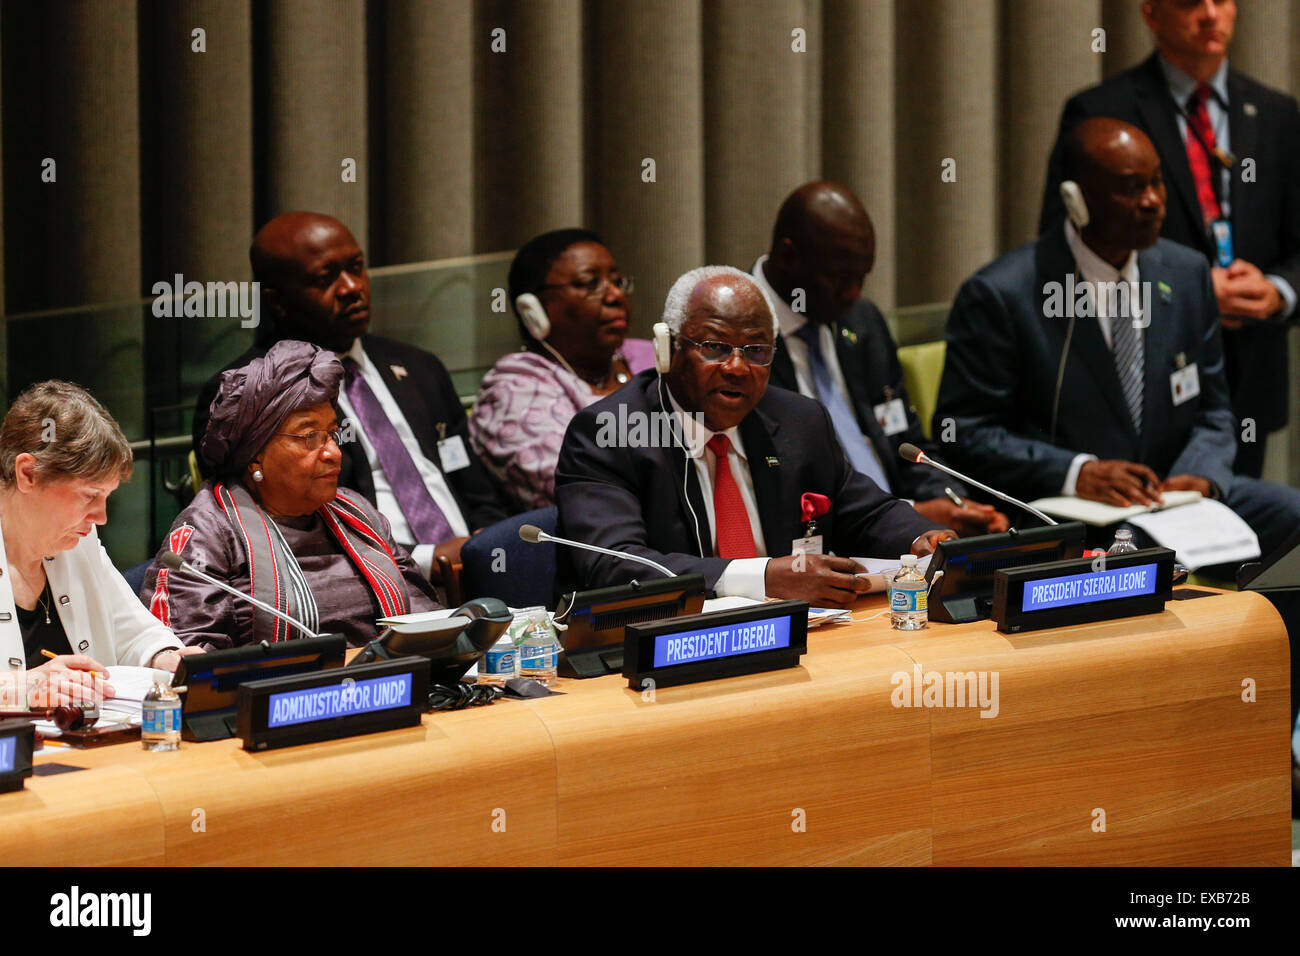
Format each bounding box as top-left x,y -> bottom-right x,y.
469,229 -> 656,511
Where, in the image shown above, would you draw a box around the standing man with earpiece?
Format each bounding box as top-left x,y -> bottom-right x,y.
554,265 -> 950,607
191,212 -> 508,585
469,229 -> 656,511
1040,0 -> 1300,478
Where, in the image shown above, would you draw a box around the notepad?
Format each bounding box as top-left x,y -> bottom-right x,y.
1028,490 -> 1203,526
850,555 -> 933,592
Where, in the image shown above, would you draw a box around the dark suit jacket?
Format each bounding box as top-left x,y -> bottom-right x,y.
932,228 -> 1238,505
554,370 -> 942,594
1040,52 -> 1300,433
192,334 -> 508,534
768,299 -> 961,503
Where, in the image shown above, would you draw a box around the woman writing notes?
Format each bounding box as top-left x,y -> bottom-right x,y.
0,382 -> 186,708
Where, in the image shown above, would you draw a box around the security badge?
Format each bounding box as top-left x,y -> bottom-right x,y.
792,524 -> 824,556
1170,352 -> 1200,406
435,422 -> 470,473
873,386 -> 909,437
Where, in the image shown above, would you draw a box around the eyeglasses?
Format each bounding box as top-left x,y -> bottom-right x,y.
675,333 -> 776,367
538,274 -> 634,299
276,429 -> 343,452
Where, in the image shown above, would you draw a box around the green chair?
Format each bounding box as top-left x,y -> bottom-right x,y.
896,340 -> 947,439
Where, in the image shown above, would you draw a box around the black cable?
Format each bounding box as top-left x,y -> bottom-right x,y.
428,682 -> 500,711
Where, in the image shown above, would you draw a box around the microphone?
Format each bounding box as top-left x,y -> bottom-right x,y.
159,550 -> 325,639
898,443 -> 1059,526
517,525 -> 677,578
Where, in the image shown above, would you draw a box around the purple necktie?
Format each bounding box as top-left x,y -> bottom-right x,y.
342,357 -> 454,545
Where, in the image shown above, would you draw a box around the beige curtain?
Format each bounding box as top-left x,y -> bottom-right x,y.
5,0 -> 1300,363
10,0 -> 1300,318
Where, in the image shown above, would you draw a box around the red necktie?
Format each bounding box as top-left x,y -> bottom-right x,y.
1185,84 -> 1222,225
706,434 -> 757,559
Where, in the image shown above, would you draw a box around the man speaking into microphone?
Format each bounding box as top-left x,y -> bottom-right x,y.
554,266 -> 950,607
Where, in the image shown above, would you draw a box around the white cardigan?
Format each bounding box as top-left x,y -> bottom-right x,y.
0,518 -> 181,672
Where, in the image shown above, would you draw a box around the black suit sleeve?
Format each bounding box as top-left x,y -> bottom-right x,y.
1266,95 -> 1300,304
934,275 -> 1080,502
555,409 -> 731,590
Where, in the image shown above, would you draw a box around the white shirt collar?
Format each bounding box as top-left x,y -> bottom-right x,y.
752,255 -> 808,338
1158,53 -> 1229,110
1064,220 -> 1140,286
664,384 -> 748,462
340,337 -> 366,365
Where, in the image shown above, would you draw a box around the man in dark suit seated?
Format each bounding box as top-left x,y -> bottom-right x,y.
191,212 -> 508,581
555,265 -> 951,607
937,116 -> 1300,561
754,180 -> 1009,536
1040,0 -> 1300,478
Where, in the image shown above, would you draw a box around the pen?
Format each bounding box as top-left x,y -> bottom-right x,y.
40,648 -> 109,680
944,486 -> 965,507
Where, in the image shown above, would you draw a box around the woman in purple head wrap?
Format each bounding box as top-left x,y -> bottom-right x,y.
140,341 -> 440,649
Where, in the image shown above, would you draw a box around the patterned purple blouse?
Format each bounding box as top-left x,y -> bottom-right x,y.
469,338 -> 656,511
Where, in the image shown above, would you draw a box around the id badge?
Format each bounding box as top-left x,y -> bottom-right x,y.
1211,219 -> 1233,268
1170,363 -> 1200,406
792,535 -> 824,555
437,434 -> 471,472
873,397 -> 909,436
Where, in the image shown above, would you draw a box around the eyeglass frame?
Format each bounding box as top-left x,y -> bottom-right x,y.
673,332 -> 777,367
274,429 -> 345,452
536,274 -> 635,299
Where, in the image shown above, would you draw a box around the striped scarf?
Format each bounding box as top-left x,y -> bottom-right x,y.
213,482 -> 411,643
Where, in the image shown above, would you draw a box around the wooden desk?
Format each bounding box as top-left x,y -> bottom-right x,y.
1,588 -> 1290,865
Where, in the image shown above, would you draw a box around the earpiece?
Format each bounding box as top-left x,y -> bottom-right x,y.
653,322 -> 673,374
1060,180 -> 1090,230
515,293 -> 551,341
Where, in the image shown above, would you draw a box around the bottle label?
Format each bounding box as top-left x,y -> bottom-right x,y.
890,586 -> 927,613
141,703 -> 181,735
483,647 -> 515,675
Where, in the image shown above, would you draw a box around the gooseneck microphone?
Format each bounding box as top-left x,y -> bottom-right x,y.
518,525 -> 677,578
898,443 -> 1059,527
159,550 -> 325,639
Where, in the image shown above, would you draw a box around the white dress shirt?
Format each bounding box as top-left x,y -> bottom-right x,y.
335,338 -> 468,575
1157,54 -> 1296,317
1060,220 -> 1148,495
665,387 -> 770,600
751,258 -> 893,481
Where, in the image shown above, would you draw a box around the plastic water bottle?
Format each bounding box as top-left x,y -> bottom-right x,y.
477,633 -> 518,687
517,609 -> 560,686
1107,528 -> 1140,554
141,680 -> 181,751
890,554 -> 928,630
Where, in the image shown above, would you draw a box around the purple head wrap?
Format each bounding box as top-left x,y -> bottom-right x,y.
201,340 -> 343,476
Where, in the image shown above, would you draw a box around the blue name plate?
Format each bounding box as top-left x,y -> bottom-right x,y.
1022,563 -> 1158,613
0,735 -> 14,774
267,672 -> 414,729
237,658 -> 429,751
625,600 -> 808,689
0,719 -> 34,793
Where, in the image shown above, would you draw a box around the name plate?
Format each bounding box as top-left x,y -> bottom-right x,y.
623,600 -> 808,689
236,657 -> 430,751
0,719 -> 35,793
993,547 -> 1175,633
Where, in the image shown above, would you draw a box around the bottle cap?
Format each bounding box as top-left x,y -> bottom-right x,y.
900,554 -> 917,566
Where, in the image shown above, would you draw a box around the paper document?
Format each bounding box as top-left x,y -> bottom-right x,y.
106,665 -> 172,701
1029,490 -> 1202,526
1127,498 -> 1259,570
851,555 -> 932,592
